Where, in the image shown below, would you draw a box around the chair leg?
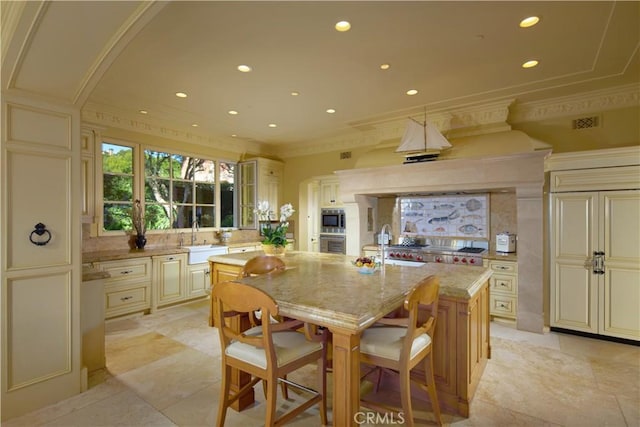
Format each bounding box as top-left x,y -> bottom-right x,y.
280,375 -> 289,399
265,377 -> 279,426
399,366 -> 414,427
217,364 -> 231,427
318,353 -> 328,426
424,353 -> 442,426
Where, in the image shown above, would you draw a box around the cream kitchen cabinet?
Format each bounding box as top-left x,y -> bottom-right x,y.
238,158 -> 284,228
187,263 -> 210,298
488,260 -> 518,321
320,178 -> 342,207
550,164 -> 640,342
228,244 -> 261,254
152,253 -> 188,310
97,257 -> 152,319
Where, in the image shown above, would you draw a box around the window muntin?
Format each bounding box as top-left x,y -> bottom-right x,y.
143,149 -> 223,230
101,142 -> 235,233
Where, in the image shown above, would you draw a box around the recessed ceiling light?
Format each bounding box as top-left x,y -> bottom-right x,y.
139,110 -> 148,114
268,123 -> 277,128
520,16 -> 540,28
326,108 -> 336,114
406,89 -> 418,96
231,134 -> 237,138
522,60 -> 539,68
228,110 -> 238,115
380,63 -> 390,70
175,92 -> 188,98
335,21 -> 351,32
291,91 -> 300,96
237,64 -> 252,72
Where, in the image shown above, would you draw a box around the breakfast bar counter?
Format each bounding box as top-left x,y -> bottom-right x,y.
208,251 -> 492,424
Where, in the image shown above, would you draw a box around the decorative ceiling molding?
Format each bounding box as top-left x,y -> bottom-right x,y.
510,83 -> 640,123
81,104 -> 264,155
274,99 -> 515,159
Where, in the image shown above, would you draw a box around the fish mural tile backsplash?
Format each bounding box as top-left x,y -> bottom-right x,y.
400,194 -> 489,239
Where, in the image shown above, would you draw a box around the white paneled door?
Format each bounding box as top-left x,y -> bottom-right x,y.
551,190 -> 640,341
1,96 -> 82,420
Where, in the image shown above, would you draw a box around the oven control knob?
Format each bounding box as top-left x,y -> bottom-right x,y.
461,258 -> 468,264
407,254 -> 413,259
453,256 -> 459,262
401,253 -> 408,259
435,257 -> 442,263
416,255 -> 423,261
389,253 -> 395,258
469,258 -> 476,264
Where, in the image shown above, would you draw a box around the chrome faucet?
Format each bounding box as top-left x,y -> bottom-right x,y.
191,220 -> 199,245
379,223 -> 392,268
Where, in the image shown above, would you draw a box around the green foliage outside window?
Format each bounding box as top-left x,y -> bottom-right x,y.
101,142 -> 235,232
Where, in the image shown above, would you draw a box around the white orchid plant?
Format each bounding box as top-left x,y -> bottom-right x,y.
254,201 -> 295,247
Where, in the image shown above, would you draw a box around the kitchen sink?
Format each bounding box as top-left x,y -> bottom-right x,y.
185,245 -> 228,264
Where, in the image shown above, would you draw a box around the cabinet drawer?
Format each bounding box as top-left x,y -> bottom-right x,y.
228,245 -> 260,254
105,283 -> 150,317
489,260 -> 517,274
490,274 -> 517,295
490,294 -> 517,318
99,258 -> 152,284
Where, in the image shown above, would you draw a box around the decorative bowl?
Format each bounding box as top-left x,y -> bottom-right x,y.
357,265 -> 377,274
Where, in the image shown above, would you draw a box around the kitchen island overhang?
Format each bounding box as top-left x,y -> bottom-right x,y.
208,250 -> 492,421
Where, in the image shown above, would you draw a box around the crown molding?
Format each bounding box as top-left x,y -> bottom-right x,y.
510,83 -> 640,123
274,99 -> 515,159
545,146 -> 640,172
81,104 -> 264,155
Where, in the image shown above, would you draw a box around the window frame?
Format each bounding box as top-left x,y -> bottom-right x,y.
97,138 -> 236,236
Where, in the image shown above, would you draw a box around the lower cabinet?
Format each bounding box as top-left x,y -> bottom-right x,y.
187,263 -> 210,298
429,281 -> 490,417
152,253 -> 188,310
97,257 -> 152,319
488,260 -> 518,321
208,262 -> 243,326
228,244 -> 261,254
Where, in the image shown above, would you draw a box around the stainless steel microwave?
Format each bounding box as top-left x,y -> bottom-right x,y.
320,208 -> 345,234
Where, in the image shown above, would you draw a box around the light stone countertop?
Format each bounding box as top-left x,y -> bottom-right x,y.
82,266 -> 111,282
209,250 -> 492,331
82,240 -> 267,264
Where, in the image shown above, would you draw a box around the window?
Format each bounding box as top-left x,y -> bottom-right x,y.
100,142 -> 235,233
102,143 -> 134,231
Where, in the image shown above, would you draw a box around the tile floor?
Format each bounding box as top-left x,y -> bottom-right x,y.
4,299 -> 639,426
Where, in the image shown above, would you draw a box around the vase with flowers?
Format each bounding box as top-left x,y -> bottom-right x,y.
132,199 -> 146,249
254,201 -> 294,255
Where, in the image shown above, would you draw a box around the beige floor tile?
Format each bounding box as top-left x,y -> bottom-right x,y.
5,300 -> 637,427
106,331 -> 189,375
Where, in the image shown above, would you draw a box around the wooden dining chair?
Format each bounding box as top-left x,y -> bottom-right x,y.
239,255 -> 297,399
212,281 -> 328,427
359,275 -> 442,426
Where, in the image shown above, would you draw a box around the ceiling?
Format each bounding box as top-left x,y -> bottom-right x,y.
3,1 -> 639,148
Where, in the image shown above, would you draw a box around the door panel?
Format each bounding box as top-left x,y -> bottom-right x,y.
2,99 -> 81,420
550,193 -> 598,332
600,191 -> 640,339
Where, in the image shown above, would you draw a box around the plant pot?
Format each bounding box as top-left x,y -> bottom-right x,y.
262,243 -> 285,256
135,234 -> 147,249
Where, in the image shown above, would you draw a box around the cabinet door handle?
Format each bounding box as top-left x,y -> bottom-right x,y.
120,296 -> 133,301
120,270 -> 133,275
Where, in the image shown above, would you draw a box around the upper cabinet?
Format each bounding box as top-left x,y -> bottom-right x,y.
238,158 -> 283,228
320,178 -> 342,207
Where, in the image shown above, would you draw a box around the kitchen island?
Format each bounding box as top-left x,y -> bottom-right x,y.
208,251 -> 492,424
